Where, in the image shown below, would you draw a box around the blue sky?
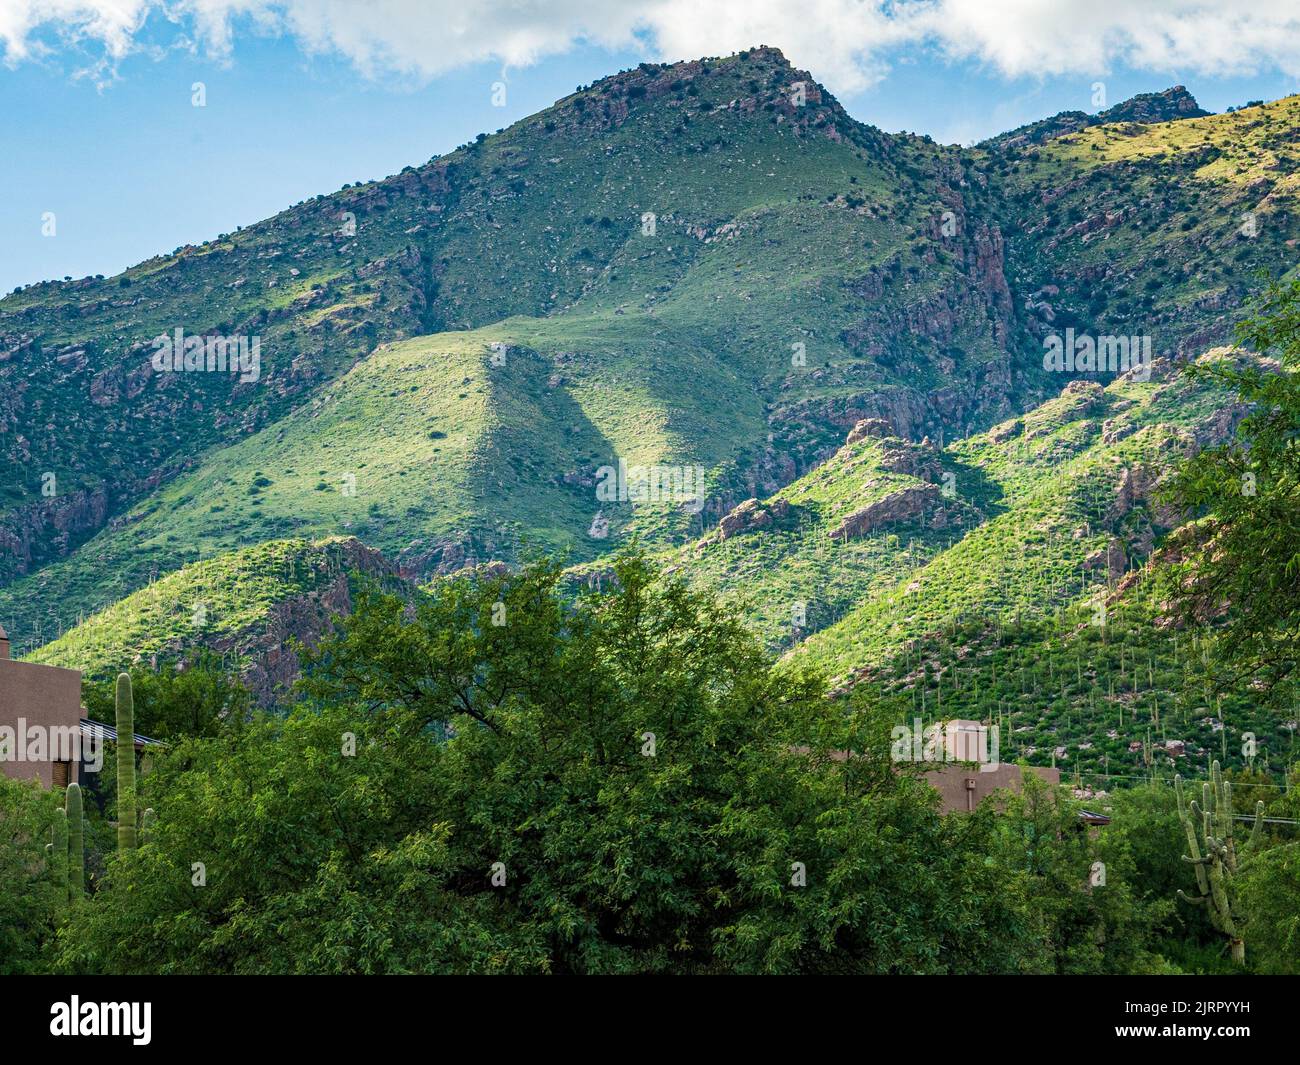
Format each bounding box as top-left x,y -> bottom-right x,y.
3,2 -> 1298,295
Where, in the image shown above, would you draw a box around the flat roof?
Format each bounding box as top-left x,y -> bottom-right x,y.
79,718 -> 163,749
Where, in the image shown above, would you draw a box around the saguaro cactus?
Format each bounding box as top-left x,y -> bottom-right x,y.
1175,761 -> 1264,966
116,672 -> 137,850
66,782 -> 85,902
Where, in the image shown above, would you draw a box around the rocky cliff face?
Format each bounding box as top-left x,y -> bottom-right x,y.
189,539 -> 405,706
701,497 -> 792,545
828,483 -> 944,540
0,486 -> 110,576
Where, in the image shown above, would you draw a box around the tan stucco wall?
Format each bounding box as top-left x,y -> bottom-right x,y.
0,658 -> 84,788
924,763 -> 1061,813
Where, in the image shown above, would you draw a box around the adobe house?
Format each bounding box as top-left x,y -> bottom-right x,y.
0,621 -> 86,788
922,719 -> 1060,813
799,718 -> 1061,815
924,762 -> 1062,813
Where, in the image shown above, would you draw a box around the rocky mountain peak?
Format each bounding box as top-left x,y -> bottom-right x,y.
985,84 -> 1210,150
1099,85 -> 1209,125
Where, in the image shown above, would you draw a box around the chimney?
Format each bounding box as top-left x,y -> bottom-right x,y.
0,622 -> 8,660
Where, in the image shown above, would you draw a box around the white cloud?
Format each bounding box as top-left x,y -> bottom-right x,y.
4,0 -> 1300,92
911,0 -> 1300,80
0,0 -> 150,62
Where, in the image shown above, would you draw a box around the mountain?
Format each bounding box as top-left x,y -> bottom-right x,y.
3,46 -> 1032,648
3,48 -> 1297,731
983,85 -> 1209,150
985,93 -> 1300,366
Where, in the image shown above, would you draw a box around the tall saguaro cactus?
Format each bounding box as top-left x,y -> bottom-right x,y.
1175,761 -> 1264,966
116,672 -> 137,850
66,782 -> 85,902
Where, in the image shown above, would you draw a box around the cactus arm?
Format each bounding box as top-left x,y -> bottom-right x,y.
1210,761 -> 1235,844
1176,777 -> 1211,896
1208,862 -> 1238,940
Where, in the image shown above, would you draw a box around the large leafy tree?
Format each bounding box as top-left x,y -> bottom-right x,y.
1236,839 -> 1300,975
0,776 -> 63,973
991,774 -> 1176,975
81,652 -> 250,742
57,552 -> 1044,974
1164,278 -> 1300,698
1233,767 -> 1300,975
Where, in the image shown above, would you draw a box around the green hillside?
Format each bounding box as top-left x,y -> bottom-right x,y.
856,565 -> 1299,789
794,356 -> 1244,676
5,48 -> 1299,726
25,537 -> 406,705
986,94 -> 1300,360
3,46 -> 1039,648
650,351 -> 1243,669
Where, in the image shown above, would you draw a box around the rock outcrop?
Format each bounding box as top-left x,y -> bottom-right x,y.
1107,464 -> 1184,529
828,484 -> 941,541
702,497 -> 791,544
1084,538 -> 1128,582
845,418 -> 893,445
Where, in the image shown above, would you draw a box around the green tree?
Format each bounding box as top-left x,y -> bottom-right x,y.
56,552 -> 1043,975
1164,278 -> 1300,699
81,653 -> 250,742
1237,841 -> 1300,973
991,773 -> 1173,974
1100,783 -> 1217,958
0,776 -> 62,973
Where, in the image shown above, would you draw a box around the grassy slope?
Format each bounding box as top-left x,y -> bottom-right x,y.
654,353 -> 1238,676
25,537 -> 400,676
856,569 -> 1299,788
857,579 -> 1294,785
625,432 -> 979,650
654,348 -> 1298,782
797,361 -> 1233,676
985,96 -> 1300,352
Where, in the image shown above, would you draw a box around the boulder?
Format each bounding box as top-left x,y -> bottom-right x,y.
845,418 -> 893,444
712,497 -> 790,541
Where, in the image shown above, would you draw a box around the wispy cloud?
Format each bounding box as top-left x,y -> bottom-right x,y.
4,0 -> 1300,93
